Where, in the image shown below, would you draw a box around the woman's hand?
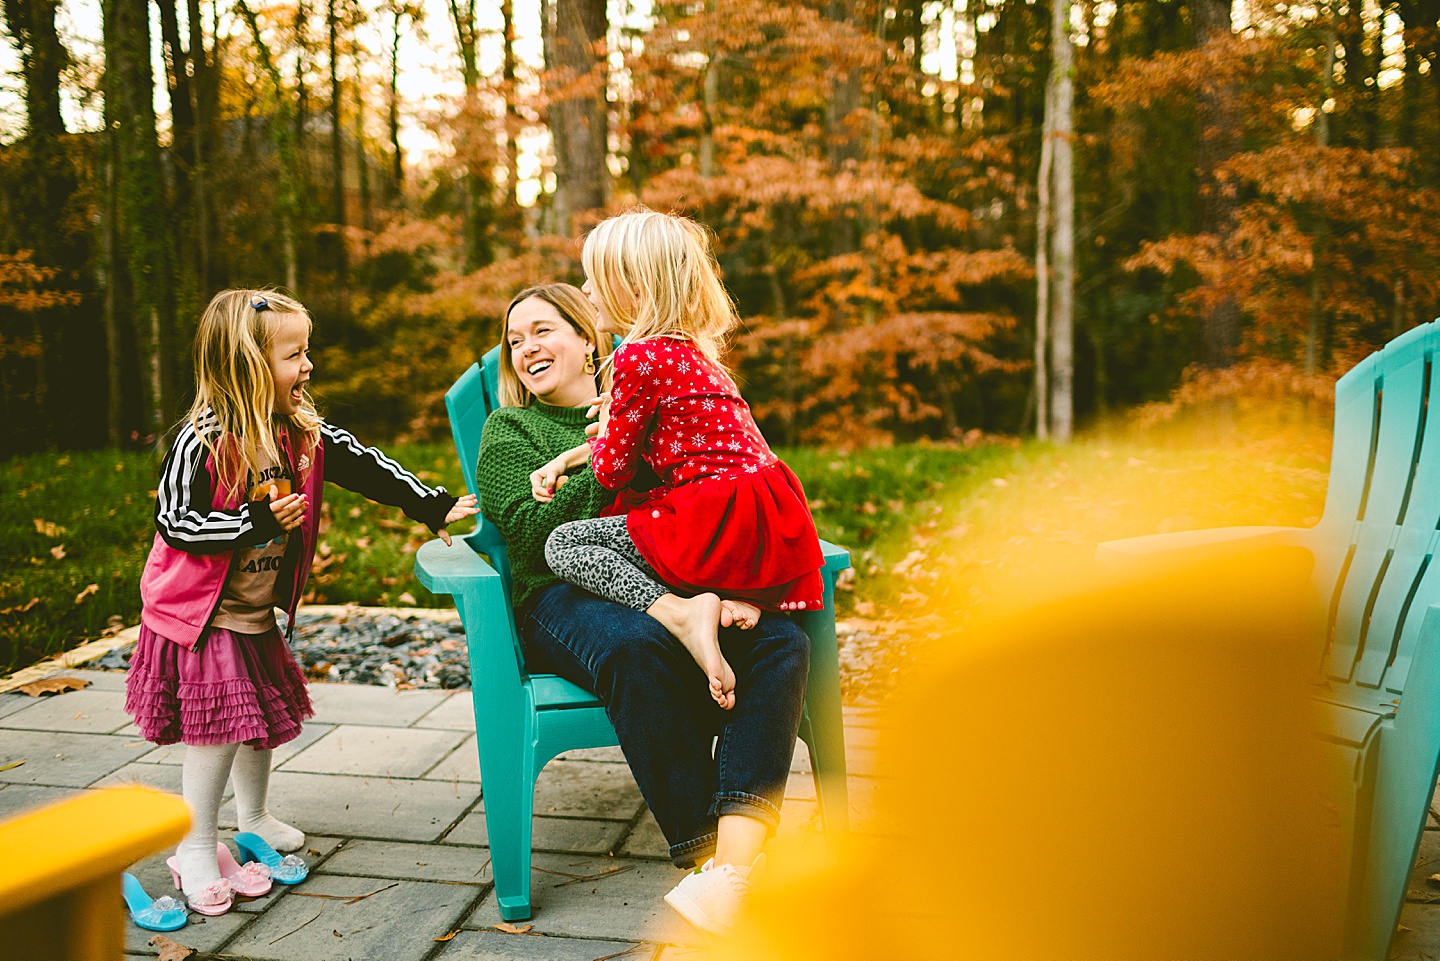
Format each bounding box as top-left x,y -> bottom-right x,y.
530,443 -> 591,503
530,455 -> 571,503
267,485 -> 307,532
436,494 -> 479,546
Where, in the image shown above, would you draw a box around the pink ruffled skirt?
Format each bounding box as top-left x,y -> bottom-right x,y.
124,624 -> 313,749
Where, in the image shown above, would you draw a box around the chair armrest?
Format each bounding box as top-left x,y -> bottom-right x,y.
415,535 -> 503,596
1096,526 -> 1312,567
0,786 -> 190,916
820,539 -> 851,575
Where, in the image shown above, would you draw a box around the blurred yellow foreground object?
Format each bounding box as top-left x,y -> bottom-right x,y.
730,545 -> 1347,960
0,786 -> 190,961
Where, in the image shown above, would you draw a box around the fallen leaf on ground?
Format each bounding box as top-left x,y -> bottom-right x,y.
493,922 -> 535,935
49,544 -> 65,559
148,935 -> 195,960
74,583 -> 98,605
32,518 -> 65,537
1428,873 -> 1440,884
0,760 -> 25,772
18,676 -> 91,697
0,597 -> 39,616
398,591 -> 417,605
433,930 -> 462,942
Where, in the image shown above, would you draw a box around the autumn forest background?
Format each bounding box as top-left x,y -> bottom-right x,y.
0,0 -> 1430,671
6,0 -> 1437,453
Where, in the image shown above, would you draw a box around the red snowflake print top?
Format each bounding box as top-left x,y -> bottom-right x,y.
590,337 -> 776,492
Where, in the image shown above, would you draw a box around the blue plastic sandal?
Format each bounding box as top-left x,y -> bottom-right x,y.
232,832 -> 308,884
121,872 -> 187,931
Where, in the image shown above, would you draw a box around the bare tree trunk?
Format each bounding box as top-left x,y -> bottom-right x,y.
327,0 -> 349,300
1194,0 -> 1241,368
1034,81 -> 1054,440
547,0 -> 607,234
186,0 -> 212,287
354,35 -> 372,243
1049,0 -> 1075,442
238,0 -> 301,292
388,3 -> 404,194
699,52 -> 719,178
108,0 -> 176,439
1306,20 -> 1335,377
823,0 -> 862,168
502,0 -> 520,216
449,0 -> 495,264
294,0 -> 310,178
2,0 -> 71,444
103,120 -> 123,447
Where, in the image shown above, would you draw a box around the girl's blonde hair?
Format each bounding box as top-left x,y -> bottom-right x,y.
186,288 -> 321,499
498,283 -> 612,408
581,208 -> 738,365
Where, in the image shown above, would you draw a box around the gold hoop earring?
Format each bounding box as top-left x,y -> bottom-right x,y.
584,350 -> 596,375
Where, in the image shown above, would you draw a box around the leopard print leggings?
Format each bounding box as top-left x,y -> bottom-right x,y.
544,515 -> 671,611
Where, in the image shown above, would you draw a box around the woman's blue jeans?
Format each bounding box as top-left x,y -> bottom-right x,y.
519,582 -> 810,867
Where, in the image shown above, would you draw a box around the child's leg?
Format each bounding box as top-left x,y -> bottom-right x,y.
175,742 -> 239,895
546,517 -> 736,708
232,745 -> 305,852
546,516 -> 670,610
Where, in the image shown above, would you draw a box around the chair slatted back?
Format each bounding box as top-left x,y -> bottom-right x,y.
444,348 -> 519,616
1320,322 -> 1440,699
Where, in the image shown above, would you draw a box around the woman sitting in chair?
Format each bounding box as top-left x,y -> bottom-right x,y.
475,283 -> 810,935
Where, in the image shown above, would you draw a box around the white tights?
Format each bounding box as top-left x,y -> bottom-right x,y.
173,743 -> 304,896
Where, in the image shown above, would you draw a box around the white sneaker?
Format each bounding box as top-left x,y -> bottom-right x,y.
663,854 -> 764,935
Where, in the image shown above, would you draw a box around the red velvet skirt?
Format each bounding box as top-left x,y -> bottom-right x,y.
616,460 -> 826,612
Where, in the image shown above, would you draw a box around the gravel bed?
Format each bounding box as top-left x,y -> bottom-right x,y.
92,609 -> 472,690
89,608 -> 889,698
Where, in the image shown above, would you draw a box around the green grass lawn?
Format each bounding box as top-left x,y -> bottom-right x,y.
4,409 -> 1331,679
1,441 -> 1009,674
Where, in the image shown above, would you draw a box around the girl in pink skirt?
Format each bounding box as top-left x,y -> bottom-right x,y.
125,289 -> 476,914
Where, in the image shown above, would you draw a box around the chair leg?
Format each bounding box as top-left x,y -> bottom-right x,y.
469,678 -> 537,922
795,607 -> 850,835
475,730 -> 536,921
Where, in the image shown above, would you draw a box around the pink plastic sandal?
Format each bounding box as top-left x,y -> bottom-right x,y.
165,856 -> 234,916
215,842 -> 273,898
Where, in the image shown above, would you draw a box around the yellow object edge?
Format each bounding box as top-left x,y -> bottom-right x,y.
0,785 -> 191,916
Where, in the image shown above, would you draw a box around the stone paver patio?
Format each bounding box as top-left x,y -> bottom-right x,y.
0,668 -> 878,960
11,665 -> 1440,957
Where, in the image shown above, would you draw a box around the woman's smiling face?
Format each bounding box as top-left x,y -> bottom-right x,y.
506,296 -> 596,408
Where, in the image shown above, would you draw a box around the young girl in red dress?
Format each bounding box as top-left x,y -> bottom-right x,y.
541,209 -> 824,710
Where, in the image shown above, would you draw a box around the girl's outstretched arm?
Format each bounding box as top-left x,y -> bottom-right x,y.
320,421 -> 468,535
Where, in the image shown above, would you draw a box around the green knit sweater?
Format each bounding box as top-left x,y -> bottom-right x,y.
476,402 -> 612,610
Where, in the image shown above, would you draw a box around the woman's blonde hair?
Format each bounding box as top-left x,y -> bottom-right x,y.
186,288 -> 321,499
581,208 -> 737,365
498,283 -> 612,408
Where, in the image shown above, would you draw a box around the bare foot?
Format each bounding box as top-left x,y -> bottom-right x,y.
720,599 -> 761,630
649,593 -> 737,710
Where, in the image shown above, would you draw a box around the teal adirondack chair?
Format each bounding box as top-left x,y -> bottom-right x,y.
413,346 -> 852,922
1098,319 -> 1440,959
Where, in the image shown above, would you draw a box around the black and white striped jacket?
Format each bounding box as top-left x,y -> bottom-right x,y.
140,411 -> 457,649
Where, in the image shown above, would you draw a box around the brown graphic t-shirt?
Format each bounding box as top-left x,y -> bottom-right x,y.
211,459 -> 292,634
